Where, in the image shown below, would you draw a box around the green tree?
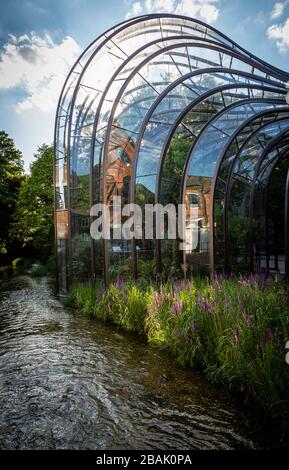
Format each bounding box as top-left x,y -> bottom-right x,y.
0,131 -> 24,264
12,144 -> 54,262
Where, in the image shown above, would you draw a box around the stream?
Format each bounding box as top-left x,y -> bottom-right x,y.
0,273 -> 266,450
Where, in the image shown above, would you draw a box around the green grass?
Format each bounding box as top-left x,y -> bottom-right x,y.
66,273 -> 289,431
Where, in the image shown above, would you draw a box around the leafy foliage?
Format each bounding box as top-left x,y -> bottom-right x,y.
0,131 -> 24,263
11,144 -> 54,263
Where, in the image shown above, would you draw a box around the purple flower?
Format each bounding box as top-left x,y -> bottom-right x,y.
187,281 -> 192,293
203,299 -> 210,311
246,315 -> 253,329
115,277 -> 124,288
191,320 -> 197,333
213,273 -> 219,282
172,282 -> 184,294
196,293 -> 201,304
171,300 -> 183,315
235,325 -> 241,339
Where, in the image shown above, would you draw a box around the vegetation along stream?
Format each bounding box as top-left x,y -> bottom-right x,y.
0,273 -> 271,450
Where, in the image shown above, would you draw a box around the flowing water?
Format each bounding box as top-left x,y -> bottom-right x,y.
0,273 -> 266,450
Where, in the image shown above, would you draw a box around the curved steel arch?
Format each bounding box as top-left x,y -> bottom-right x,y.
224,119 -> 289,272
160,86 -> 287,196
72,26 -> 280,282
72,12 -> 283,170
54,14 -> 289,291
99,42 -> 287,283
249,132 -> 289,273
130,78 -> 287,276
130,71 -> 286,185
103,40 -> 287,171
132,84 -> 287,278
179,102 -> 289,272
212,109 -> 289,270
129,67 -> 285,196
55,14 -> 147,164
65,15 -> 217,281
91,34 -> 288,283
125,78 -> 287,277
153,88 -> 287,267
148,90 -> 281,269
250,137 -> 289,273
54,15 -> 151,288
158,98 -> 288,271
101,40 -> 286,180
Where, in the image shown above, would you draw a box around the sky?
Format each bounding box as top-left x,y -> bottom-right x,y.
0,0 -> 288,172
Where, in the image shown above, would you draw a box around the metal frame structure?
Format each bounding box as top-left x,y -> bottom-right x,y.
253,134 -> 289,274
54,14 -> 289,291
225,121 -> 289,271
213,110 -> 289,271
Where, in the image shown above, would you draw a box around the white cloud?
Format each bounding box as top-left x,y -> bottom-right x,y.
125,0 -> 220,23
126,0 -> 144,18
175,0 -> 219,22
0,33 -> 81,113
143,0 -> 175,12
132,1 -> 143,14
267,17 -> 289,52
271,1 -> 288,19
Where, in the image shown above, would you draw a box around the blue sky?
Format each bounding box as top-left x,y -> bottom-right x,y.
0,0 -> 288,171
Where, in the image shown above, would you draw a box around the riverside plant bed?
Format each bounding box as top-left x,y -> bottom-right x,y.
66,273 -> 289,435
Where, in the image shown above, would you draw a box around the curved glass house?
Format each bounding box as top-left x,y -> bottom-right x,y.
54,14 -> 289,291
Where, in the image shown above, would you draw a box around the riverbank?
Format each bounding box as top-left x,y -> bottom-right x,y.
66,273 -> 289,442
0,273 -> 264,449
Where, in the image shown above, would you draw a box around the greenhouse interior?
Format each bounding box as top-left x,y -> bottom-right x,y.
54,13 -> 289,291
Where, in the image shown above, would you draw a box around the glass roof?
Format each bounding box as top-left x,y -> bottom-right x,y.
54,14 -> 289,287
